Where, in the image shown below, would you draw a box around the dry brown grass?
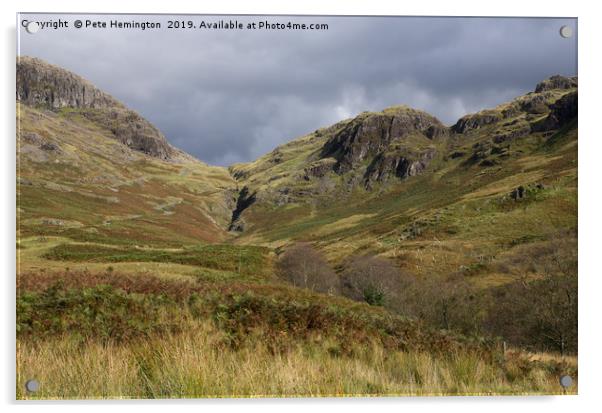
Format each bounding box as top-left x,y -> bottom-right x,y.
17,322 -> 576,399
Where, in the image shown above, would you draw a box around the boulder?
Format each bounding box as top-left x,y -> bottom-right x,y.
303,158 -> 337,180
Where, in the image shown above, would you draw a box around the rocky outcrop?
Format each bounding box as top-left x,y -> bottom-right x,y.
303,158 -> 337,180
17,57 -> 119,110
509,183 -> 546,200
17,56 -> 175,160
535,75 -> 578,93
320,107 -> 445,174
78,108 -> 174,159
532,91 -> 578,132
451,110 -> 503,134
425,124 -> 449,140
492,120 -> 531,144
451,76 -> 577,136
364,148 -> 436,188
518,91 -> 556,114
228,186 -> 257,232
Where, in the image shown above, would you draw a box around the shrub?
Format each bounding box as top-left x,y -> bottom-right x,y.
485,234 -> 578,354
485,273 -> 577,354
275,243 -> 339,294
402,274 -> 484,335
340,256 -> 409,306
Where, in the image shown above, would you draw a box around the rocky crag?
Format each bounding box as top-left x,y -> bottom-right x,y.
228,75 -> 577,232
17,56 -> 176,160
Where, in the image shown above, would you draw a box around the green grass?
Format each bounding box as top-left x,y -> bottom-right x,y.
42,243 -> 272,277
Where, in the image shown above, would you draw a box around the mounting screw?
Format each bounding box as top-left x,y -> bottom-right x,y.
25,379 -> 39,392
559,25 -> 573,39
559,375 -> 573,388
25,21 -> 40,34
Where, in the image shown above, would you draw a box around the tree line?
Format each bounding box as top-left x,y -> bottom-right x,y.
275,236 -> 577,355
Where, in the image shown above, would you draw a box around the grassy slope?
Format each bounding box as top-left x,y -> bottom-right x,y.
231,89 -> 577,289
17,103 -> 237,246
17,268 -> 576,398
16,84 -> 578,397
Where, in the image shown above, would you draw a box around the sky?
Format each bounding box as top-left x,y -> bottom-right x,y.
18,14 -> 577,166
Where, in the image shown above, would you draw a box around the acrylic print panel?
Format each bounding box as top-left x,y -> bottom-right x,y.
16,13 -> 577,399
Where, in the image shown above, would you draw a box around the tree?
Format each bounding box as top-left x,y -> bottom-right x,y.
485,235 -> 578,354
398,273 -> 484,334
340,256 -> 408,306
276,243 -> 339,294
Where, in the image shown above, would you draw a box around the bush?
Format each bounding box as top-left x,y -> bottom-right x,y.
485,273 -> 577,354
399,274 -> 484,335
275,243 -> 340,294
340,256 -> 409,306
485,235 -> 578,354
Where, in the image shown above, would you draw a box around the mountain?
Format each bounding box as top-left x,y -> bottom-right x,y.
228,77 -> 577,272
17,57 -> 181,160
17,56 -> 577,273
16,57 -> 578,398
17,56 -> 238,245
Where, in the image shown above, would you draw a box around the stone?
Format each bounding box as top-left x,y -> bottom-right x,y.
21,132 -> 42,145
40,142 -> 60,151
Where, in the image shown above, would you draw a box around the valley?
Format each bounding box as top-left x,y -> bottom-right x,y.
16,57 -> 578,398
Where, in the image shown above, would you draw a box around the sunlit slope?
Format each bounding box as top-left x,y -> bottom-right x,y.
231,78 -> 577,286
17,102 -> 237,246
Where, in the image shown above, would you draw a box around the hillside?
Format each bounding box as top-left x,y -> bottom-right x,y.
17,57 -> 239,246
16,57 -> 577,398
228,77 -> 577,285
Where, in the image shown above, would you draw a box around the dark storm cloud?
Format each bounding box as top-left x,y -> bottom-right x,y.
18,14 -> 577,165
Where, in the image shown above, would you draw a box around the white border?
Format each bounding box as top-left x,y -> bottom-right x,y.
3,1 -> 601,412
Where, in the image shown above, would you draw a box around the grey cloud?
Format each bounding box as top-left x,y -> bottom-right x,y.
19,14 -> 577,165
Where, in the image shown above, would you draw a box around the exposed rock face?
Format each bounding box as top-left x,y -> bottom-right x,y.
425,124 -> 449,140
320,107 -> 444,173
452,76 -> 578,170
532,91 -> 578,132
519,91 -> 556,114
303,158 -> 337,180
17,56 -> 175,160
228,186 -> 257,232
78,107 -> 174,159
451,111 -> 503,134
548,91 -> 578,125
535,75 -> 578,93
492,120 -> 531,144
364,148 -> 436,188
17,57 -> 119,109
